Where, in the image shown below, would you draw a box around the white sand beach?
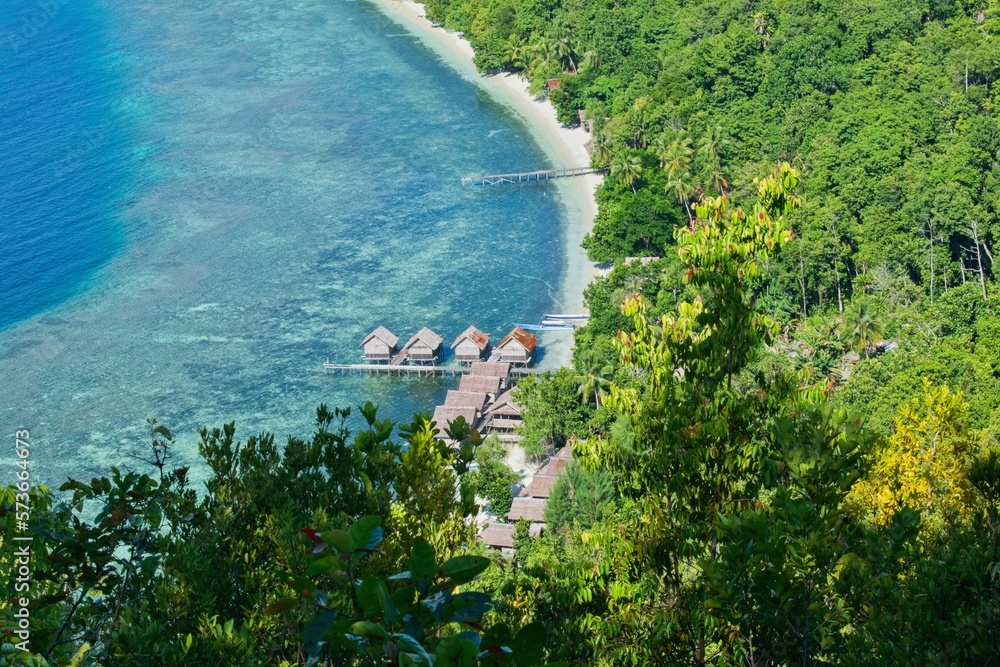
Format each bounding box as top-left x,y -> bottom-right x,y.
368,0 -> 603,367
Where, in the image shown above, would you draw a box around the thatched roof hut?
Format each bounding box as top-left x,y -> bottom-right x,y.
469,361 -> 511,379
451,326 -> 491,364
507,497 -> 548,523
522,474 -> 559,499
493,327 -> 537,366
478,522 -> 543,550
459,374 -> 502,396
538,457 -> 568,477
482,389 -> 523,432
432,405 -> 478,431
401,327 -> 443,364
360,326 -> 398,362
444,390 -> 488,412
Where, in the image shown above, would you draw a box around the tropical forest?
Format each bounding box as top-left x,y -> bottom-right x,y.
4,0 -> 1000,664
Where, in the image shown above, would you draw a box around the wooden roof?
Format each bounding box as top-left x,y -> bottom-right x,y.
507,497 -> 548,523
402,327 -> 443,351
444,390 -> 488,411
554,444 -> 573,459
450,326 -> 490,351
497,327 -> 537,353
360,326 -> 398,349
522,474 -> 559,499
538,457 -> 568,477
485,389 -> 522,416
432,405 -> 478,429
459,375 -> 501,394
478,522 -> 543,549
469,361 -> 511,378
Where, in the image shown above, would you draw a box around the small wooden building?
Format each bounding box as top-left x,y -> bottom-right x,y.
522,474 -> 559,499
450,326 -> 491,364
493,327 -> 538,366
469,361 -> 511,379
478,522 -> 543,551
360,326 -> 398,363
538,457 -> 569,477
459,374 -> 502,397
578,109 -> 593,133
546,78 -> 561,91
401,327 -> 443,364
482,389 -> 523,432
444,390 -> 488,413
432,405 -> 479,431
507,497 -> 548,524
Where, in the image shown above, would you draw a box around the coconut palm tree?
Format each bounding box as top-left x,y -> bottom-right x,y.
611,153 -> 643,193
698,125 -> 727,164
656,132 -> 694,178
503,35 -> 531,72
576,358 -> 614,408
580,49 -> 601,73
842,297 -> 884,357
667,171 -> 695,219
550,24 -> 578,74
591,129 -> 614,168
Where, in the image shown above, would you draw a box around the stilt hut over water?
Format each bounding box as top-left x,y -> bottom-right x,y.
493,326 -> 538,366
360,326 -> 398,363
450,326 -> 491,364
401,327 -> 443,364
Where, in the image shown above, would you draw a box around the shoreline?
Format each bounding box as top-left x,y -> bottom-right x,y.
367,0 -> 602,368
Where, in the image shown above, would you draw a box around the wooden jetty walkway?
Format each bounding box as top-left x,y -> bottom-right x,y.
462,166 -> 596,187
322,362 -> 545,377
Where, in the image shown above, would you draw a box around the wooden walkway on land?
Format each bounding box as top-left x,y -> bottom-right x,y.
462,166 -> 596,187
322,362 -> 545,377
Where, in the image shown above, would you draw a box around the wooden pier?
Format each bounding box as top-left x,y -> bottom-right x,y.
461,166 -> 596,187
322,362 -> 545,377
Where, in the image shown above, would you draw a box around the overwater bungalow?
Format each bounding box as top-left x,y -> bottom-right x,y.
493,326 -> 537,366
450,326 -> 491,364
360,326 -> 398,363
400,327 -> 443,364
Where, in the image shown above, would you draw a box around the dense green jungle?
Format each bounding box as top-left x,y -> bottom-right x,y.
4,0 -> 1000,664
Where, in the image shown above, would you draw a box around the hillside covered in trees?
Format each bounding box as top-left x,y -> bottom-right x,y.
4,0 -> 1000,665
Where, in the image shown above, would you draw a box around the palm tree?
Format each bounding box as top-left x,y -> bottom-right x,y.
611,153 -> 643,193
656,132 -> 693,178
666,171 -> 695,219
551,24 -> 578,74
576,359 -> 614,408
503,35 -> 530,72
698,125 -> 727,165
842,297 -> 884,357
580,49 -> 601,73
591,129 -> 614,168
531,39 -> 556,72
708,168 -> 729,195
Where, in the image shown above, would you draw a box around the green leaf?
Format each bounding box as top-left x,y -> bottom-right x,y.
393,633 -> 433,665
264,597 -> 298,616
304,611 -> 338,648
348,621 -> 389,640
512,622 -> 546,667
358,577 -> 391,619
409,538 -> 437,582
440,555 -> 490,585
349,516 -> 383,552
305,556 -> 340,577
319,530 -> 352,553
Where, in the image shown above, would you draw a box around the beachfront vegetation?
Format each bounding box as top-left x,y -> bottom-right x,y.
5,0 -> 1000,663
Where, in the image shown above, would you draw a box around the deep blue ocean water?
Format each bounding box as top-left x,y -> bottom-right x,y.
0,0 -> 570,486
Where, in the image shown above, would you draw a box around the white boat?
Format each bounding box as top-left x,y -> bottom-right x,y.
542,313 -> 589,320
513,322 -> 576,331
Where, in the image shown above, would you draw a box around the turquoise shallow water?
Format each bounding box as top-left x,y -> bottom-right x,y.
0,0 -> 569,486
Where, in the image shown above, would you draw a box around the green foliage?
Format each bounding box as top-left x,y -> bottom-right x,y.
543,462 -> 614,531
470,436 -> 520,516
514,369 -> 591,458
